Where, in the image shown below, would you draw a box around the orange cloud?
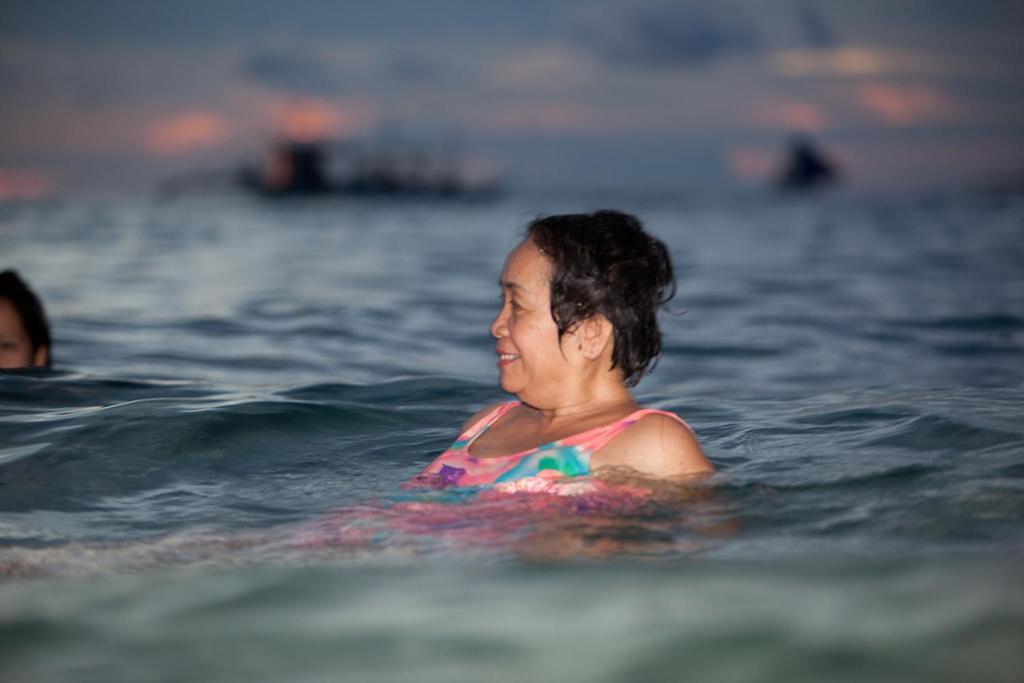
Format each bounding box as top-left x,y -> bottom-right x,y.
144,111 -> 231,156
771,47 -> 996,79
727,146 -> 777,182
746,101 -> 828,132
771,48 -> 943,77
857,83 -> 958,126
269,99 -> 373,142
0,169 -> 58,200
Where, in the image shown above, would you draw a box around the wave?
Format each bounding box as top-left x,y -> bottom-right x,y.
0,374 -> 499,540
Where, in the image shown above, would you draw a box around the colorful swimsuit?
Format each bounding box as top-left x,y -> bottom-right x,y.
416,401 -> 692,489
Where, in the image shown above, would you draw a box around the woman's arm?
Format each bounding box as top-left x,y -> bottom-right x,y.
595,413 -> 714,479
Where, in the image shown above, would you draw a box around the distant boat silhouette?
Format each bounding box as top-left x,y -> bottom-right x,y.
777,135 -> 840,192
237,138 -> 501,199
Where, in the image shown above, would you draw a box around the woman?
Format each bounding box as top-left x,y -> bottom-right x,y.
417,210 -> 712,489
0,269 -> 51,370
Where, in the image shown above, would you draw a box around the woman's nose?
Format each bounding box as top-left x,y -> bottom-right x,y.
490,306 -> 508,339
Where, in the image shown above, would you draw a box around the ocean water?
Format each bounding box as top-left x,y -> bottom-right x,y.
1,191 -> 1022,681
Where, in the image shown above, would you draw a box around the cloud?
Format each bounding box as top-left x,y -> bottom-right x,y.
857,83 -> 959,126
770,47 -> 975,78
240,50 -> 346,97
578,3 -> 760,67
573,1 -> 842,69
0,168 -> 59,200
143,111 -> 231,156
267,98 -> 374,141
746,100 -> 828,132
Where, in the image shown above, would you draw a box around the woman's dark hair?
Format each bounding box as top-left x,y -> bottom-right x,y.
526,210 -> 675,387
0,269 -> 52,366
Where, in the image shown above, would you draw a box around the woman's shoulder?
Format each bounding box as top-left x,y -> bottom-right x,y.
597,409 -> 713,478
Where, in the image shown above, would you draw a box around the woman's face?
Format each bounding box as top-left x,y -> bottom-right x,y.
0,298 -> 44,369
490,240 -> 574,406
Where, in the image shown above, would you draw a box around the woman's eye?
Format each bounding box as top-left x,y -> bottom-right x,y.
498,292 -> 519,310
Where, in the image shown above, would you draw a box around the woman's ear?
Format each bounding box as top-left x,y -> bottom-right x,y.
32,345 -> 49,368
578,315 -> 613,360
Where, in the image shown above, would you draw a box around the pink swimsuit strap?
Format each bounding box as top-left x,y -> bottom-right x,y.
457,401 -> 520,445
458,401 -> 689,455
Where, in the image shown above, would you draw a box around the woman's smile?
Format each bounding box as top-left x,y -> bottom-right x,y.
496,351 -> 520,367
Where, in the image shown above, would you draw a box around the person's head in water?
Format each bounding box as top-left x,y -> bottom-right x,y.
490,210 -> 677,410
523,210 -> 675,388
0,270 -> 51,369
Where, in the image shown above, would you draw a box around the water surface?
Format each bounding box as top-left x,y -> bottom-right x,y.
1,191 -> 1022,680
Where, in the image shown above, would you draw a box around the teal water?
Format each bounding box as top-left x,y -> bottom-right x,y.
1,192 -> 1022,680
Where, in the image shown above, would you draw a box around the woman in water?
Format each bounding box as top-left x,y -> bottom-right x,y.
0,269 -> 51,370
417,210 -> 712,490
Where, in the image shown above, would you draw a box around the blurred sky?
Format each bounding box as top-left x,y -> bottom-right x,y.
1,0 -> 1022,198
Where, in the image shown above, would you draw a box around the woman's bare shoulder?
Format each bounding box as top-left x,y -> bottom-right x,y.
598,411 -> 714,478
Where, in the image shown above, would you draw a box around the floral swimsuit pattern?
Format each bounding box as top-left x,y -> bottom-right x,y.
415,401 -> 691,488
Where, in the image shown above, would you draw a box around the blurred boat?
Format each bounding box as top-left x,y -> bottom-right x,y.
776,135 -> 840,192
237,138 -> 502,199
